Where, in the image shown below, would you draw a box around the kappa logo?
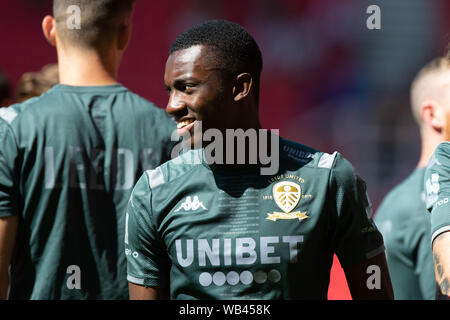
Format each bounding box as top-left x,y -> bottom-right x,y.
267,181 -> 308,221
175,196 -> 207,212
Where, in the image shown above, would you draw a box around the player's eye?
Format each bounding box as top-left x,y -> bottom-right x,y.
175,83 -> 196,93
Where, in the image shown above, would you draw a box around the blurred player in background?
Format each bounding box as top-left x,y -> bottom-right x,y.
0,71 -> 11,107
125,20 -> 393,300
424,52 -> 450,299
374,57 -> 450,300
0,0 -> 176,299
15,63 -> 59,103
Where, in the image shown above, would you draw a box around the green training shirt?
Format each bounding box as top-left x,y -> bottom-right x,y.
0,84 -> 176,299
425,142 -> 450,243
374,168 -> 434,300
125,137 -> 384,299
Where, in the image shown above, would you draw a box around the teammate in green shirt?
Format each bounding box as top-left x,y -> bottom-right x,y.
0,0 -> 176,299
374,57 -> 450,300
375,169 -> 434,300
125,20 -> 394,300
424,54 -> 450,300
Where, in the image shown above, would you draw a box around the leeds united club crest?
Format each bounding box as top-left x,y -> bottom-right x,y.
267,181 -> 309,221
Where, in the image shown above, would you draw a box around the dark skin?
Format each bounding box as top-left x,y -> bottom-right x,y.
164,45 -> 260,149
128,44 -> 394,300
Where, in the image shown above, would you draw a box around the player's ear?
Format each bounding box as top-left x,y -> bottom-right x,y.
42,15 -> 57,47
117,8 -> 134,51
233,73 -> 253,102
117,24 -> 132,51
422,101 -> 445,132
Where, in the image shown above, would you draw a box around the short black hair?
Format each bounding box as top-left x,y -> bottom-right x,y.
53,0 -> 134,49
170,20 -> 263,102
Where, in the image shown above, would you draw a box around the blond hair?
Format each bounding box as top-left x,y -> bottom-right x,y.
15,64 -> 59,102
410,57 -> 450,128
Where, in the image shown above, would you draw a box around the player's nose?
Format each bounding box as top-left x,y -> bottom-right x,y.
166,92 -> 187,118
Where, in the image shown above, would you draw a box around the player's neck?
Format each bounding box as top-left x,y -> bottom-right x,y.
57,47 -> 120,86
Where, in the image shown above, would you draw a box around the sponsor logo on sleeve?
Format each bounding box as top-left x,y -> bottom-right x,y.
425,173 -> 440,209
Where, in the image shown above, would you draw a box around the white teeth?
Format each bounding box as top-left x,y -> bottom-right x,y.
177,120 -> 194,129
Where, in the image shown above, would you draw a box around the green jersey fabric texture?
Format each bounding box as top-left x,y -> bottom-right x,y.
425,142 -> 450,243
374,168 -> 434,300
0,84 -> 176,299
125,137 -> 384,299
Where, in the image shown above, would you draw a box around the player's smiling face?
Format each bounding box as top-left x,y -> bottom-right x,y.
164,45 -> 233,147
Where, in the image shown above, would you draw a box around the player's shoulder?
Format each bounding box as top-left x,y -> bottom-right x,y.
142,149 -> 205,190
0,106 -> 20,125
382,169 -> 424,206
279,137 -> 341,169
124,89 -> 165,113
427,142 -> 450,172
434,141 -> 450,155
124,89 -> 175,125
0,93 -> 47,125
0,85 -> 69,126
425,142 -> 450,211
279,137 -> 358,183
376,168 -> 426,223
0,116 -> 14,137
123,89 -> 157,107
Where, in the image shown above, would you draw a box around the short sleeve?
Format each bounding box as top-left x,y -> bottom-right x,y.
125,172 -> 170,287
412,215 -> 435,300
425,142 -> 450,243
331,154 -> 385,269
0,119 -> 19,218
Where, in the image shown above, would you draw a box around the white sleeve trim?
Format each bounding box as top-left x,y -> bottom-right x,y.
127,274 -> 145,285
431,226 -> 450,244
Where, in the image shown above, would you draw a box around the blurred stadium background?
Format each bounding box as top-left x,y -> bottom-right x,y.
1,0 -> 449,299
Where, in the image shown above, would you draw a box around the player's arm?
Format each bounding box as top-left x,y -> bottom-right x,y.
330,153 -> 394,299
129,283 -> 169,300
125,171 -> 170,299
343,251 -> 394,300
0,120 -> 20,299
432,231 -> 450,299
425,143 -> 450,299
0,216 -> 18,299
414,216 -> 436,300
